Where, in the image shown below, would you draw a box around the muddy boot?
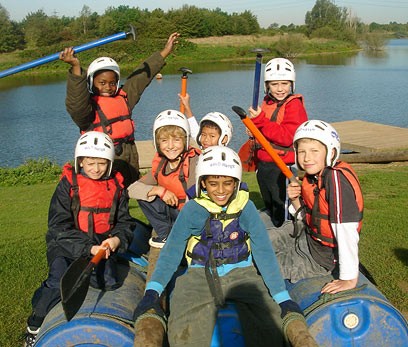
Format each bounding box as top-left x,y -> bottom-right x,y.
283,313 -> 319,347
134,309 -> 166,347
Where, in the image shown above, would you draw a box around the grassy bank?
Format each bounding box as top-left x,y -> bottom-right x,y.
1,161 -> 407,346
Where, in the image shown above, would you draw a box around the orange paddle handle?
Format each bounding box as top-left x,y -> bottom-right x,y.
90,248 -> 107,266
180,77 -> 187,114
241,117 -> 297,183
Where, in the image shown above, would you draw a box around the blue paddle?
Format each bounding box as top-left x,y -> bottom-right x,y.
251,48 -> 269,108
0,25 -> 136,79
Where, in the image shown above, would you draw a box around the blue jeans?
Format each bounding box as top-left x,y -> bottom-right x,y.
138,198 -> 179,239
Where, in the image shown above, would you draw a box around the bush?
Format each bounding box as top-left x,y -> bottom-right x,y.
362,32 -> 388,51
275,33 -> 306,58
0,158 -> 62,186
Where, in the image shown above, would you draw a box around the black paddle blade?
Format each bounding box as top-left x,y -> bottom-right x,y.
231,106 -> 247,119
60,257 -> 93,321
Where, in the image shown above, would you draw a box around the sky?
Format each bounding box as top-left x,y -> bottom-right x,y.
1,0 -> 407,28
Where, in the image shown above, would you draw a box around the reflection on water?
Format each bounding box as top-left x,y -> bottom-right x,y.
0,39 -> 407,167
301,51 -> 359,65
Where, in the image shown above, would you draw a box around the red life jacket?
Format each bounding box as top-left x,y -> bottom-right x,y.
62,163 -> 123,239
301,161 -> 364,247
86,89 -> 134,144
257,94 -> 304,163
151,147 -> 201,210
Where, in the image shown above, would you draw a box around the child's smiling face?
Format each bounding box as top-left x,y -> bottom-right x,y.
79,157 -> 109,179
93,70 -> 118,96
201,175 -> 237,206
199,125 -> 221,149
266,80 -> 292,100
158,135 -> 185,161
296,138 -> 328,175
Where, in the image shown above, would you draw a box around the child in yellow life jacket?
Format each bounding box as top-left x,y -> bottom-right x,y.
24,132 -> 135,347
127,110 -> 200,248
271,120 -> 364,294
59,32 -> 180,188
248,58 -> 308,227
133,146 -> 310,347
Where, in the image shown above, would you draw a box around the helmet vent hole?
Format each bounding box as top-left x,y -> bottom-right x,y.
94,138 -> 98,145
221,152 -> 226,161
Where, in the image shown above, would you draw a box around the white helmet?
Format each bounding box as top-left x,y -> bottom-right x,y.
153,109 -> 191,151
264,58 -> 296,93
195,146 -> 242,197
74,131 -> 115,176
293,120 -> 341,167
87,57 -> 120,94
196,112 -> 233,147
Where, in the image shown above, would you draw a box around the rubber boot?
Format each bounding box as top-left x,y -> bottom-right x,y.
283,313 -> 319,347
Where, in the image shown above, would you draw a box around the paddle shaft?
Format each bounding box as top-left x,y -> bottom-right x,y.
252,53 -> 263,109
180,76 -> 188,113
233,106 -> 297,183
0,29 -> 134,79
179,67 -> 192,114
90,248 -> 107,267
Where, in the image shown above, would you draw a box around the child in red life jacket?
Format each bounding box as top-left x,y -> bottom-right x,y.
133,146 -> 311,347
24,132 -> 135,347
247,58 -> 308,227
127,110 -> 201,248
179,93 -> 233,149
59,32 -> 180,188
281,120 -> 363,294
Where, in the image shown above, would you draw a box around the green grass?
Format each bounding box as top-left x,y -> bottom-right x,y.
0,161 -> 407,346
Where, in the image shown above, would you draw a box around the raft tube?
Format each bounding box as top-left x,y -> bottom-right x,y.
35,260 -> 145,346
287,273 -> 408,346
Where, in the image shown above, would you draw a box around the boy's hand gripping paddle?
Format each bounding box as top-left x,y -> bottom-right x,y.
232,105 -> 298,184
60,248 -> 106,321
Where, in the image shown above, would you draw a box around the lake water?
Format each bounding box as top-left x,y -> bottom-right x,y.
0,39 -> 407,168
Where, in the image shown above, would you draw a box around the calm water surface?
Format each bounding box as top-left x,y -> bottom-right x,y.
0,39 -> 407,168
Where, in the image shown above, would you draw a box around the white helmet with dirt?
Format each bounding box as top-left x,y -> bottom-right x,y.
293,120 -> 341,167
87,57 -> 120,94
74,131 -> 115,175
197,112 -> 233,147
195,146 -> 242,196
264,58 -> 296,93
153,109 -> 191,151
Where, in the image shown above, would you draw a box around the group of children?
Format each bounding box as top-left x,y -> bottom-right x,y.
24,30 -> 364,347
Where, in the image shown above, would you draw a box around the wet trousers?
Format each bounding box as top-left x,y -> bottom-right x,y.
168,266 -> 285,347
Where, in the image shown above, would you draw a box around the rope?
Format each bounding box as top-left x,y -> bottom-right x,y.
282,311 -> 306,335
303,284 -> 368,316
88,312 -> 135,326
135,312 -> 167,331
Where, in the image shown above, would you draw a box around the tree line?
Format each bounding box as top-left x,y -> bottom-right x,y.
0,0 -> 406,53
